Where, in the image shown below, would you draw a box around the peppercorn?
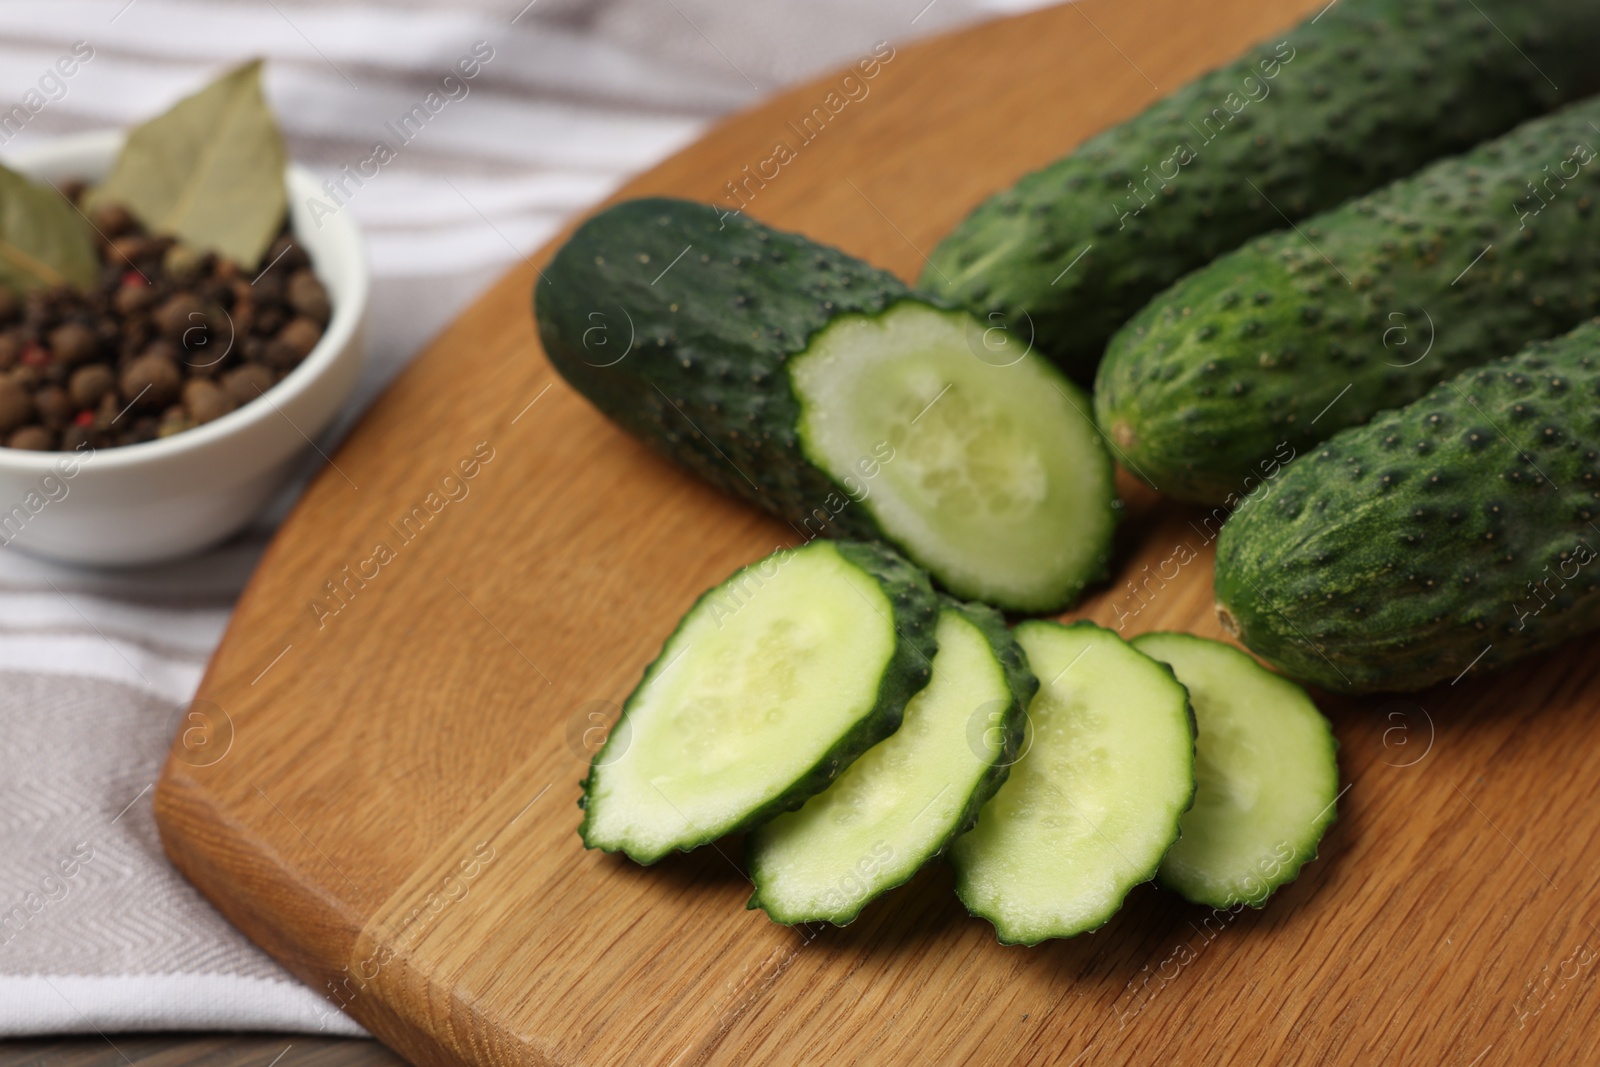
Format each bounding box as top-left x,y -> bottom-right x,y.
117,415 -> 157,446
69,363 -> 115,409
182,378 -> 234,424
113,279 -> 159,316
196,303 -> 234,358
287,270 -> 330,324
94,391 -> 120,431
222,363 -> 274,404
49,321 -> 98,365
23,290 -> 55,331
121,347 -> 182,410
251,268 -> 285,303
154,292 -> 205,341
60,423 -> 95,452
7,425 -> 55,450
265,236 -> 309,272
108,235 -> 157,267
256,305 -> 287,337
0,376 -> 34,434
264,317 -> 322,369
89,202 -> 136,238
227,290 -> 255,340
34,385 -> 74,428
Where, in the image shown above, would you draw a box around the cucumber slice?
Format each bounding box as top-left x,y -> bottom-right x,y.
580,540 -> 939,864
951,621 -> 1194,945
746,600 -> 1036,925
789,302 -> 1115,613
1131,633 -> 1339,909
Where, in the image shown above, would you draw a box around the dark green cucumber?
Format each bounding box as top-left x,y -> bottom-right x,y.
1215,319 -> 1600,693
536,198 -> 1116,613
951,621 -> 1194,945
923,0 -> 1600,381
580,539 -> 938,864
1132,633 -> 1339,909
745,599 -> 1035,925
1097,96 -> 1600,505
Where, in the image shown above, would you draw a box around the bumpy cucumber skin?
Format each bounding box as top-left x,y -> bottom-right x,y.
1130,632 -> 1338,910
743,597 -> 1035,925
1097,97 -> 1600,504
922,0 -> 1600,382
956,621 -> 1195,946
536,197 -> 908,543
578,540 -> 939,863
1215,321 -> 1600,694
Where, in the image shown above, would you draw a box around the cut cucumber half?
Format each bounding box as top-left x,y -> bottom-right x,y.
1131,633 -> 1340,909
789,302 -> 1116,613
537,200 -> 1118,616
746,600 -> 1036,925
951,621 -> 1194,945
580,540 -> 938,864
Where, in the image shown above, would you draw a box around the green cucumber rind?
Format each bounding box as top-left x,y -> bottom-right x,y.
578,540 -> 940,863
923,0 -> 1600,382
743,596 -> 1034,925
938,598 -> 1038,842
1095,96 -> 1600,505
1130,632 -> 1339,910
1214,320 -> 1600,692
955,620 -> 1196,946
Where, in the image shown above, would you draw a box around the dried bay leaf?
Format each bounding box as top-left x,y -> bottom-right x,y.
87,59 -> 287,270
0,162 -> 99,295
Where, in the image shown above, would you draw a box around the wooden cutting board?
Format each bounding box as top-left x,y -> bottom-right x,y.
154,2 -> 1600,1063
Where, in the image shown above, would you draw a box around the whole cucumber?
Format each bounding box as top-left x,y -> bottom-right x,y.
922,0 -> 1600,382
1214,320 -> 1600,694
1097,96 -> 1600,505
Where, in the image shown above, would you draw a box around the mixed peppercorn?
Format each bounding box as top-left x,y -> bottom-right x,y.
0,181 -> 330,451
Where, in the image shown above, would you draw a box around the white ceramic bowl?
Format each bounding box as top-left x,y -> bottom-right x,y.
0,130 -> 367,566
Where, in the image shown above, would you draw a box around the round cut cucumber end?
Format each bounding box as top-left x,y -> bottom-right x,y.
788,301 -> 1116,613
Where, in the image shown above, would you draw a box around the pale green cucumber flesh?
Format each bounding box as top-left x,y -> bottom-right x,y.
581,542 -> 901,864
952,622 -> 1194,945
746,607 -> 1018,925
1132,633 -> 1339,909
788,302 -> 1116,614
